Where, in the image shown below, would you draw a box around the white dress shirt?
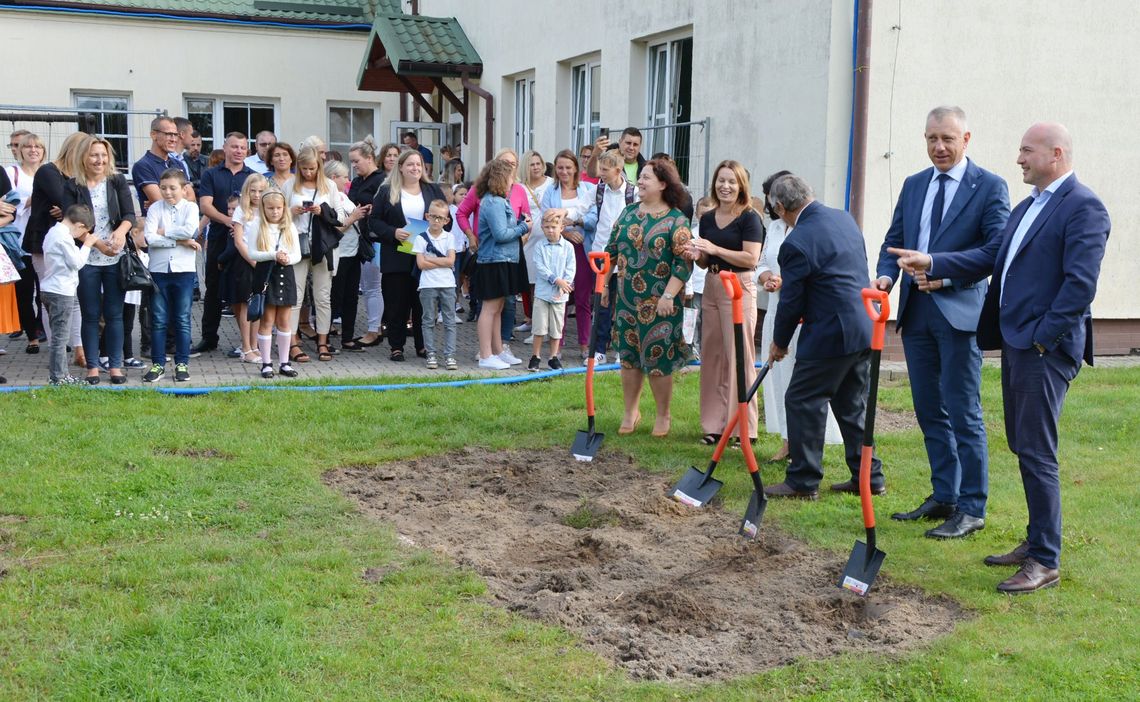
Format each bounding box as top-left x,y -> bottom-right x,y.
999,170 -> 1073,301
144,199 -> 200,273
918,156 -> 968,253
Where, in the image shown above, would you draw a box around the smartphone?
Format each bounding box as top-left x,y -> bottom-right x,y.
302,200 -> 314,208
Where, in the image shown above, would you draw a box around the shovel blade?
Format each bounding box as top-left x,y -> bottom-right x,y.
738,490 -> 768,539
571,430 -> 604,462
670,467 -> 723,507
839,540 -> 886,596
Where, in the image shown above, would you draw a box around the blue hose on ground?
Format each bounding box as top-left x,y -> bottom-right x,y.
0,359 -> 769,396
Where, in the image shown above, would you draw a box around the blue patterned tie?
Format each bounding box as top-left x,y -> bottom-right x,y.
930,173 -> 949,240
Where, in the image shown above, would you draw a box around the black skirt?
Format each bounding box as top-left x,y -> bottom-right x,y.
474,261 -> 521,300
262,262 -> 297,307
225,260 -> 255,305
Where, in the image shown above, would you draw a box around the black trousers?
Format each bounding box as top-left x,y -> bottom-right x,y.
785,348 -> 884,492
381,271 -> 423,353
15,255 -> 42,337
331,256 -> 362,341
199,231 -> 226,347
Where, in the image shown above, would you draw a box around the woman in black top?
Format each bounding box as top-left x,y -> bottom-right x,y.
688,160 -> 765,445
368,150 -> 447,361
60,135 -> 136,384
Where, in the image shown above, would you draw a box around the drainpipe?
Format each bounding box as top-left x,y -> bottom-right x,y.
462,74 -> 494,163
849,0 -> 873,230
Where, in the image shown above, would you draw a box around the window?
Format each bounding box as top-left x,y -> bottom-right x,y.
513,77 -> 535,154
73,93 -> 130,170
570,61 -> 601,151
329,105 -> 377,156
184,97 -> 277,155
645,38 -> 693,181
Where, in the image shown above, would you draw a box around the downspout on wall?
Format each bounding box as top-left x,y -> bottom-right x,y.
849,0 -> 873,229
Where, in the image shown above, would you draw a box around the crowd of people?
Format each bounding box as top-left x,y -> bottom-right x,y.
0,108 -> 1111,595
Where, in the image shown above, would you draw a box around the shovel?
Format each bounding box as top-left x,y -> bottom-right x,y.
839,288 -> 891,596
671,361 -> 770,507
571,251 -> 611,462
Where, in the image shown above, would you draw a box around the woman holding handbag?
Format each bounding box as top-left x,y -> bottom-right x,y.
325,159 -> 370,351
61,135 -> 136,385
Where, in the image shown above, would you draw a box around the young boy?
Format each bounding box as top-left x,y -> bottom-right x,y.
413,199 -> 457,370
142,168 -> 201,383
529,209 -> 576,371
39,204 -> 97,385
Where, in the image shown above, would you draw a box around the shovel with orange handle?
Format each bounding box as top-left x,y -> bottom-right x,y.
571,252 -> 611,462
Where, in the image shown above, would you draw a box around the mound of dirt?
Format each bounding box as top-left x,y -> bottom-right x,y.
326,448 -> 964,681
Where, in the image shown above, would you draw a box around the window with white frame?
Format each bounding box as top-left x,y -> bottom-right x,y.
513,76 -> 535,154
185,97 -> 276,154
73,93 -> 130,170
329,105 -> 378,157
645,37 -> 693,180
570,61 -> 601,151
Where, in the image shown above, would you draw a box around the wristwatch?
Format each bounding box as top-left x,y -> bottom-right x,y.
661,291 -> 675,301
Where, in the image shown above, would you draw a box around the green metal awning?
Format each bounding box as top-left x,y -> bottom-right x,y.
357,13 -> 482,93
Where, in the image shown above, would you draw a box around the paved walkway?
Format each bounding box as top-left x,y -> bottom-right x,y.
2,298 -> 1136,389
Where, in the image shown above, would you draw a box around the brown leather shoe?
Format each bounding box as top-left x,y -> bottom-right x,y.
830,479 -> 886,496
984,540 -> 1030,567
764,482 -> 819,500
996,557 -> 1059,594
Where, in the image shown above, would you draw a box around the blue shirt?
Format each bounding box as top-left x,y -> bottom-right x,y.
533,236 -> 576,303
131,150 -> 181,214
199,163 -> 255,239
999,170 -> 1073,302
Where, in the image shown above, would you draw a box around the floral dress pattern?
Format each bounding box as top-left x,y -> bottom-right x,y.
605,207 -> 693,376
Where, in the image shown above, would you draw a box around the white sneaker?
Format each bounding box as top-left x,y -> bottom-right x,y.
523,334 -> 534,344
514,321 -> 532,332
593,351 -> 608,365
499,347 -> 523,365
478,355 -> 510,370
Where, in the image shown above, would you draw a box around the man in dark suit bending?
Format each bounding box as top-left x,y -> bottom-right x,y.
890,122 -> 1110,593
874,106 -> 1010,539
763,174 -> 884,500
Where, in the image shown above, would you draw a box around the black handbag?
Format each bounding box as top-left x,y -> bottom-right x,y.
119,234 -> 154,291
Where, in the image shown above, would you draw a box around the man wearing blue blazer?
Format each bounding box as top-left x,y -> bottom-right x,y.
874,106 -> 1010,539
890,122 -> 1110,593
764,174 -> 883,500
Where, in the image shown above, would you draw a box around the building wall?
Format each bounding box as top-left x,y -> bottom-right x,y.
422,0 -> 854,204
0,10 -> 398,166
863,0 -> 1135,319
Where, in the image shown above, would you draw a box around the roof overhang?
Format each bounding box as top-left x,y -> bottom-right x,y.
356,14 -> 482,93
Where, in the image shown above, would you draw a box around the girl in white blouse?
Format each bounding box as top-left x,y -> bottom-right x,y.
249,189 -> 302,379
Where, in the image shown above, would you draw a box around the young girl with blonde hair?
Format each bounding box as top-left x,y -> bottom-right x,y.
248,188 -> 301,379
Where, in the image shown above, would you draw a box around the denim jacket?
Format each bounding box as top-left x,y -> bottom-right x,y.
476,193 -> 528,263
539,181 -> 598,250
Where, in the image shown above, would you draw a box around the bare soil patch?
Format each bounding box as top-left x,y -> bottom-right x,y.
326,448 -> 964,681
875,407 -> 919,433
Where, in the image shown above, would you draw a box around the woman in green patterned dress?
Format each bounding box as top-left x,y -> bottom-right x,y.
603,159 -> 693,437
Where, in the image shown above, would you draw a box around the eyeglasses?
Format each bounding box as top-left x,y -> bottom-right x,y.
427,214 -> 448,221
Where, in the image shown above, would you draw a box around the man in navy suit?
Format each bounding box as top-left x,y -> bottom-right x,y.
874,106 -> 1010,539
763,174 -> 883,500
891,122 -> 1110,593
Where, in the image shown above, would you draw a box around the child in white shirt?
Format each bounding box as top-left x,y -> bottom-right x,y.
40,205 -> 97,384
142,168 -> 201,383
529,210 -> 576,371
413,199 -> 457,369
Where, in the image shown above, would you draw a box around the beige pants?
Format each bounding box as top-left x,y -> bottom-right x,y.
699,271 -> 759,438
291,255 -> 337,334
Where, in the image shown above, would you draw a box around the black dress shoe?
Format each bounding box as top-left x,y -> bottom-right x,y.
925,512 -> 985,539
984,540 -> 1030,567
763,482 -> 819,500
830,479 -> 886,496
996,557 -> 1059,593
891,495 -> 956,521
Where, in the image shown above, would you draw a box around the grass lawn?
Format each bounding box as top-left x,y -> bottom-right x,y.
0,366 -> 1137,701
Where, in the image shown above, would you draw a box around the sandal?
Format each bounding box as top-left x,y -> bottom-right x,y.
317,344 -> 333,362
389,348 -> 405,362
699,433 -> 722,446
241,349 -> 262,364
289,344 -> 311,363
298,326 -> 318,341
341,339 -> 364,351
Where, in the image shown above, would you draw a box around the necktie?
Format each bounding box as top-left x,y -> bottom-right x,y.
929,173 -> 949,240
